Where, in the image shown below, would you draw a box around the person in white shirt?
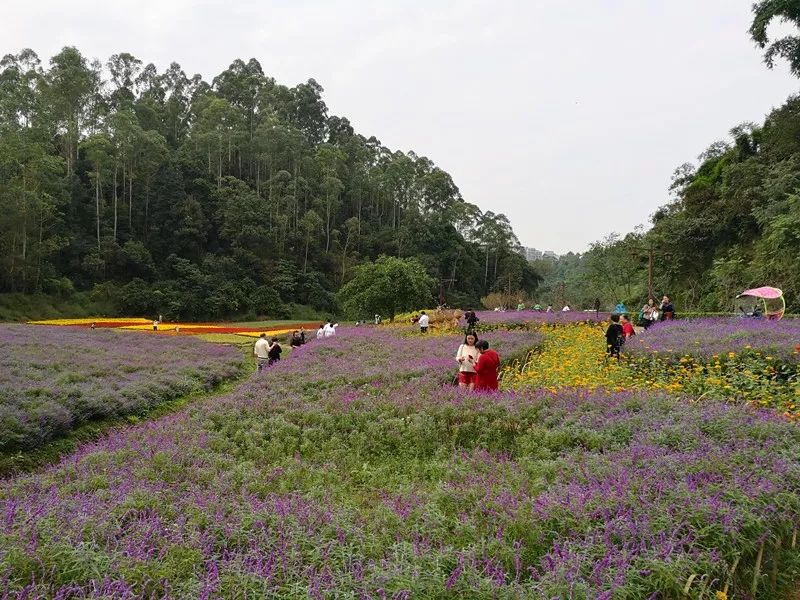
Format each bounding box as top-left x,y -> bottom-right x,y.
324,321 -> 337,337
418,311 -> 430,333
455,333 -> 479,390
562,305 -> 571,312
316,325 -> 325,339
254,333 -> 270,372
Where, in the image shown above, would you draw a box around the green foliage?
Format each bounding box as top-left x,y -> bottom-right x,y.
750,0 -> 800,76
337,256 -> 435,320
541,94 -> 800,312
0,48 -> 534,319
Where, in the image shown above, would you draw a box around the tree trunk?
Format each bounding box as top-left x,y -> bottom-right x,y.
128,170 -> 133,233
113,163 -> 118,241
341,236 -> 349,285
144,182 -> 149,239
484,246 -> 489,289
325,193 -> 331,253
35,210 -> 44,292
95,172 -> 101,251
217,145 -> 222,189
293,161 -> 300,230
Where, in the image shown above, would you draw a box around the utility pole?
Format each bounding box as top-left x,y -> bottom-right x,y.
630,244 -> 671,300
438,278 -> 456,307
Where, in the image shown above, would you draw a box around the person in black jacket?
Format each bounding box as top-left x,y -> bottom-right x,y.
660,295 -> 675,320
464,308 -> 479,334
268,337 -> 282,365
605,314 -> 624,360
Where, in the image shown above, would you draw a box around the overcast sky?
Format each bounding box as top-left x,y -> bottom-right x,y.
3,0 -> 798,253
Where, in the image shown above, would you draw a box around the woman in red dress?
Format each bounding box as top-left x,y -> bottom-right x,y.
474,340 -> 500,391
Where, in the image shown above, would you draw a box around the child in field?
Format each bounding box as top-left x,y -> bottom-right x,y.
621,314 -> 635,341
474,340 -> 500,391
456,333 -> 479,390
605,314 -> 624,359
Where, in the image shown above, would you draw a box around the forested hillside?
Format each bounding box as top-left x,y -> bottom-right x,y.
533,1 -> 800,314
0,49 -> 536,320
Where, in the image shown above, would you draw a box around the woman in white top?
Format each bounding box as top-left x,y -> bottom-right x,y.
456,333 -> 480,390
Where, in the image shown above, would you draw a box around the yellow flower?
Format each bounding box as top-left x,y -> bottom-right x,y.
715,591 -> 728,600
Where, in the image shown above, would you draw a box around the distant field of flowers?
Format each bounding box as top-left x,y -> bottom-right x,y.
1,325 -> 799,598
27,317 -> 322,338
623,318 -> 800,419
625,317 -> 800,363
473,309 -> 608,325
0,325 -> 244,451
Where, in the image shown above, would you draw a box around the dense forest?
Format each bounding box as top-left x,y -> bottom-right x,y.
533,1 -> 800,314
0,48 -> 537,320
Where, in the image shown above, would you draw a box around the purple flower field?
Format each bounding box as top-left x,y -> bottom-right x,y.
471,310 -> 609,325
0,325 -> 244,451
625,317 -> 800,362
1,326 -> 799,598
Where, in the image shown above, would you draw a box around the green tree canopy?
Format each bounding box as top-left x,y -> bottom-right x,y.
337,256 -> 434,320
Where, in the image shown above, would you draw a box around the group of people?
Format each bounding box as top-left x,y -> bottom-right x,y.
316,321 -> 338,338
254,322 -> 332,372
455,332 -> 500,391
254,333 -> 283,372
604,313 -> 636,359
638,295 -> 675,329
605,295 -> 675,359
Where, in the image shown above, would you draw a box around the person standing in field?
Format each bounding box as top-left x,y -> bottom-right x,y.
152,319 -> 158,331
594,298 -> 601,314
456,333 -> 480,390
474,340 -> 500,392
299,328 -> 306,344
605,314 -> 624,360
621,314 -> 635,341
324,321 -> 337,337
267,337 -> 282,366
316,324 -> 325,339
418,311 -> 430,333
254,333 -> 270,372
464,308 -> 479,335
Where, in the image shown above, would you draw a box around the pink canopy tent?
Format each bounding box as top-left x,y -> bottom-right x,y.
735,287 -> 785,320
737,286 -> 783,300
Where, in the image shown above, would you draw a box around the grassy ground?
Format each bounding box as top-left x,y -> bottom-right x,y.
0,293 -> 115,322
